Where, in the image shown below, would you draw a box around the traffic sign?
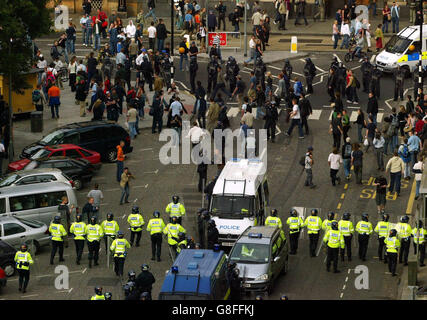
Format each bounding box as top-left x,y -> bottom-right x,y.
208,33 -> 227,46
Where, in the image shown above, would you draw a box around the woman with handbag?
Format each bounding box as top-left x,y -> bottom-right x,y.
382,4 -> 391,34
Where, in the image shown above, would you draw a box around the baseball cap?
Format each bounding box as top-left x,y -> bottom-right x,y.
307,146 -> 313,151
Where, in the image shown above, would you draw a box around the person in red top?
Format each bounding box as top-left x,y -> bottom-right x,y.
415,114 -> 424,135
47,84 -> 61,119
116,140 -> 125,182
97,9 -> 108,38
104,75 -> 111,94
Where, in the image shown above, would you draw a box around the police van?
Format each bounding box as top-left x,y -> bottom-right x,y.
209,158 -> 269,247
158,248 -> 229,300
375,24 -> 427,75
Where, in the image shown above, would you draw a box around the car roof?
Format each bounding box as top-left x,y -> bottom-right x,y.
0,216 -> 23,224
47,144 -> 81,150
5,168 -> 63,176
239,226 -> 278,244
0,181 -> 72,196
34,156 -> 77,163
51,120 -> 120,133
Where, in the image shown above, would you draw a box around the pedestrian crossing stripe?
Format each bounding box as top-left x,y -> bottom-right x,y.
226,107 -> 282,119
330,111 -> 384,123
308,110 -> 322,120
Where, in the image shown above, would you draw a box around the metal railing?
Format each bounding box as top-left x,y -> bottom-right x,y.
206,32 -> 242,52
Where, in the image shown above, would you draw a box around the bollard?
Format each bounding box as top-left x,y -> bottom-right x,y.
291,36 -> 298,53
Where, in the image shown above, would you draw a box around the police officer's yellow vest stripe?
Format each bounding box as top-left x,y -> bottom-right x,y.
338,220 -> 353,236
86,225 -> 103,242
385,236 -> 399,253
15,251 -> 33,270
102,221 -> 119,235
147,218 -> 165,235
71,222 -> 86,240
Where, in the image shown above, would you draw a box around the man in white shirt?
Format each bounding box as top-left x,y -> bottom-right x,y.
80,14 -> 89,46
244,35 -> 257,65
251,8 -> 262,34
187,122 -> 206,145
126,20 -> 136,38
286,98 -> 304,138
147,21 -> 157,51
328,148 -> 343,186
340,21 -> 351,49
170,97 -> 183,117
76,60 -> 87,73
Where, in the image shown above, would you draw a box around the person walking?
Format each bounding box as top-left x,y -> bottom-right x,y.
332,20 -> 339,49
330,112 -> 343,150
101,213 -> 119,255
364,116 -> 377,152
70,214 -> 86,265
398,138 -> 412,179
299,93 -> 312,135
396,215 -> 412,266
354,109 -> 366,144
391,2 -> 400,33
356,213 -> 373,261
294,0 -> 308,26
386,151 -> 405,197
342,137 -> 352,180
286,209 -> 304,255
412,220 -> 427,266
87,184 -> 104,218
304,146 -> 315,188
338,212 -> 354,261
304,208 -> 322,257
382,4 -> 391,34
351,143 -> 364,184
49,216 -> 67,265
413,156 -> 424,199
47,83 -> 61,119
14,244 -> 34,293
408,129 -> 422,168
116,141 -> 126,182
110,231 -> 130,278
147,211 -> 165,261
323,221 -> 345,273
286,98 -> 304,139
120,167 -> 134,205
85,216 -> 103,268
373,132 -> 385,171
128,206 -> 145,247
340,20 -> 351,49
375,24 -> 384,52
328,147 -> 342,186
374,213 -> 390,262
385,229 -> 400,276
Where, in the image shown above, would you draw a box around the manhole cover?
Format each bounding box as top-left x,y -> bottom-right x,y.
279,39 -> 323,43
87,277 -> 120,286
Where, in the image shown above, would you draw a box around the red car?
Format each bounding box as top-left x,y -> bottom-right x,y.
8,144 -> 101,172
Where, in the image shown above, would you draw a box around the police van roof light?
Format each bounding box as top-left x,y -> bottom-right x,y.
171,266 -> 179,274
213,244 -> 221,252
248,233 -> 262,239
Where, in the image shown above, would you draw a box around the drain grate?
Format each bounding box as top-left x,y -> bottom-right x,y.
279,39 -> 323,43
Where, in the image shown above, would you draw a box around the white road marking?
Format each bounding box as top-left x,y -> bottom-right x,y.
143,169 -> 159,174
377,112 -> 384,123
22,294 -> 39,298
323,104 -> 332,108
404,89 -> 408,96
351,65 -> 361,70
175,80 -> 190,91
105,188 -> 120,192
385,98 -> 393,110
145,184 -> 149,188
138,148 -> 153,151
315,66 -> 327,73
227,107 -> 240,118
329,110 -> 334,120
340,293 -> 344,299
348,269 -> 351,274
275,125 -> 282,136
345,277 -> 349,282
342,284 -> 346,290
267,65 -> 283,71
82,268 -> 87,274
308,110 -> 322,120
350,111 -> 358,122
100,203 -> 109,206
122,214 -> 126,219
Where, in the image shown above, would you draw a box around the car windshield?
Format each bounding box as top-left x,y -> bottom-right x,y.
15,217 -> 44,228
385,35 -> 411,54
210,196 -> 254,218
229,243 -> 270,264
40,131 -> 64,146
24,161 -> 39,170
0,174 -> 20,187
31,148 -> 51,160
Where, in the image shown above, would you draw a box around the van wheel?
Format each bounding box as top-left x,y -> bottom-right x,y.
2,262 -> 15,277
281,255 -> 289,275
73,177 -> 83,190
107,148 -> 117,163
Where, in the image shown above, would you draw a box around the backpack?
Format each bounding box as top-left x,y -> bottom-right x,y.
32,90 -> 41,103
299,155 -> 306,166
296,81 -> 303,94
344,143 -> 352,158
228,12 -> 234,22
399,144 -> 410,160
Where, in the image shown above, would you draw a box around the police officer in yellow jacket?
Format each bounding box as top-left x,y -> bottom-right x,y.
15,244 -> 33,293
338,212 -> 354,262
49,215 -> 68,265
86,216 -> 104,268
322,211 -> 337,232
323,221 -> 345,273
385,229 -> 400,276
70,214 -> 86,265
286,209 -> 304,255
147,211 -> 165,262
396,215 -> 412,265
110,231 -> 131,277
265,208 -> 286,244
412,219 -> 426,266
128,206 -> 145,247
102,212 -> 120,254
355,213 -> 373,261
91,286 -> 105,300
304,209 -> 322,257
176,232 -> 188,255
166,195 -> 186,224
164,216 -> 186,259
374,213 -> 390,263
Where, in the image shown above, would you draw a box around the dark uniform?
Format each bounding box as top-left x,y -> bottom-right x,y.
160,53 -> 173,90
207,220 -> 219,249
361,59 -> 372,93
264,101 -> 279,142
207,57 -> 219,94
327,69 -> 337,102
393,66 -> 405,101
189,56 -> 198,93
283,59 -> 293,79
303,58 -> 316,94
336,63 -> 347,97
136,265 -> 155,300
355,213 -> 373,261
225,56 -> 240,93
254,57 -> 267,92
370,67 -> 382,98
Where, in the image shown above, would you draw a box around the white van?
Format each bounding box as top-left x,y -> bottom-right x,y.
376,24 -> 427,75
0,182 -> 77,226
209,158 -> 269,247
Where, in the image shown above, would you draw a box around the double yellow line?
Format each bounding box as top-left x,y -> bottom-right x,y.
406,180 -> 417,215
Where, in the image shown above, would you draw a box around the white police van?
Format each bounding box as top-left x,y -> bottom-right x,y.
209,158 -> 269,247
376,24 -> 427,75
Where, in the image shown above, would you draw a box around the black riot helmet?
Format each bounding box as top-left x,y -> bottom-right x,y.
171,216 -> 178,224
343,212 -> 351,220
94,286 -> 103,295
107,212 -> 114,221
389,229 -> 397,237
327,211 -> 335,221
141,264 -> 149,272
76,214 -> 83,222
117,231 -> 124,238
140,292 -> 150,300
128,270 -> 136,281
382,213 -> 390,222
255,295 -> 263,300
362,213 -> 369,222
132,206 -> 140,214
53,216 -> 61,223
401,215 -> 409,223
178,232 -> 186,241
90,216 -> 97,225
280,295 -> 289,300
418,220 -> 424,228
104,292 -> 112,300
233,268 -> 240,277
172,195 -> 179,204
271,208 -> 278,217
331,221 -> 339,230
153,211 -> 160,218
20,243 -> 28,252
208,219 -> 216,227
228,261 -> 237,270
311,209 -> 318,216
290,209 -> 297,217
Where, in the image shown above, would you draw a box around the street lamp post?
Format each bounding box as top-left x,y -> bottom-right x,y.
171,0 -> 175,55
8,39 -> 13,162
418,0 -> 424,99
244,0 -> 247,57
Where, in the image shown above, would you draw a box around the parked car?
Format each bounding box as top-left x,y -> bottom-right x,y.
9,144 -> 101,172
0,216 -> 50,254
0,240 -> 17,277
21,157 -> 94,190
21,121 -> 133,162
0,181 -> 78,226
0,168 -> 74,188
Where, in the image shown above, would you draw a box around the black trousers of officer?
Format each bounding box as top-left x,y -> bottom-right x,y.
50,240 -> 64,263
362,75 -> 371,93
306,75 -> 313,93
301,116 -> 309,135
399,238 -> 410,264
264,120 -> 276,141
143,72 -> 153,91
190,71 -> 197,93
326,247 -> 339,272
394,81 -> 404,100
289,231 -> 300,254
358,234 -> 369,260
74,239 -> 85,263
130,230 -> 142,246
414,243 -> 426,264
327,86 -> 335,102
309,233 -> 319,257
340,235 -> 352,260
104,235 -> 115,255
18,269 -> 30,290
87,240 -> 100,264
151,233 -> 162,259
388,252 -> 398,275
207,75 -> 217,94
371,79 -> 380,98
229,80 -> 237,94
378,237 -> 387,261
114,256 -> 126,276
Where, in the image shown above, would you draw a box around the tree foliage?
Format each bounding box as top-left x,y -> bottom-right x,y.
0,0 -> 52,92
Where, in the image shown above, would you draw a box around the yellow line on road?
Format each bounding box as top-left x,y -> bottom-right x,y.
406,180 -> 417,215
344,184 -> 348,190
337,203 -> 342,209
341,193 -> 345,199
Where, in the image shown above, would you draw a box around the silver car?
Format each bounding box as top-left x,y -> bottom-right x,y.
0,216 -> 50,254
0,168 -> 73,188
229,226 -> 289,295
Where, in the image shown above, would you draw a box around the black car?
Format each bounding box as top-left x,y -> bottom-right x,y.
24,157 -> 94,190
21,121 -> 133,162
0,240 -> 17,278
